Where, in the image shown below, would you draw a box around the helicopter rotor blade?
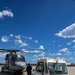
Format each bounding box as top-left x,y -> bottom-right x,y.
0,48 -> 50,54
0,49 -> 20,52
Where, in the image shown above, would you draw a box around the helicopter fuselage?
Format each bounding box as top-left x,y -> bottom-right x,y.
3,54 -> 27,73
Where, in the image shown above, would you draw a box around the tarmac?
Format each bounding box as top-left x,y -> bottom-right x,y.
0,65 -> 75,75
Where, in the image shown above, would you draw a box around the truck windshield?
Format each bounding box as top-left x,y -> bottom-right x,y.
36,62 -> 44,72
48,62 -> 68,74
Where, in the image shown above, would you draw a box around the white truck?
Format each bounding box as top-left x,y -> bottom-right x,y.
32,58 -> 68,75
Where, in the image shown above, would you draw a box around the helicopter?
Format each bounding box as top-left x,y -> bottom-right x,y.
0,48 -> 49,75
0,49 -> 28,75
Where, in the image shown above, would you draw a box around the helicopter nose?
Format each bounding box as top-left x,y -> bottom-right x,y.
15,62 -> 27,69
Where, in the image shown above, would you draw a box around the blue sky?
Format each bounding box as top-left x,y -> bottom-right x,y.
0,0 -> 75,64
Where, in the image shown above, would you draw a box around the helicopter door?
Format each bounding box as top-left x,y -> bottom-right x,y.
5,54 -> 10,67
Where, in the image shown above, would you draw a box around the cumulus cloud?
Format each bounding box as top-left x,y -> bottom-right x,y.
51,53 -> 62,56
57,53 -> 62,55
39,45 -> 44,50
1,36 -> 9,42
34,40 -> 38,43
58,45 -> 61,47
51,53 -> 56,56
39,52 -> 45,57
20,43 -> 28,47
15,39 -> 28,47
15,35 -> 21,39
9,34 -> 13,37
64,51 -> 72,56
55,23 -> 75,38
32,50 -> 41,53
67,42 -> 71,45
33,55 -> 38,58
15,39 -> 22,45
59,48 -> 68,52
0,9 -> 13,18
28,37 -> 32,40
72,39 -> 75,43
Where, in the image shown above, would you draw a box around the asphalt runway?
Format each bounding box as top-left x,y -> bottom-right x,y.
0,65 -> 75,75
0,72 -> 12,75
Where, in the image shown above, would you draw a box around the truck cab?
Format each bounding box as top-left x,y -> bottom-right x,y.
33,58 -> 68,75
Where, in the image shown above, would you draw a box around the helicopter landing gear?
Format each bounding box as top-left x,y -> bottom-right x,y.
15,70 -> 22,75
1,66 -> 9,72
1,67 -> 5,72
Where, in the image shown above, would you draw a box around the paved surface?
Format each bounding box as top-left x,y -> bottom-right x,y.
0,65 -> 75,75
68,67 -> 75,75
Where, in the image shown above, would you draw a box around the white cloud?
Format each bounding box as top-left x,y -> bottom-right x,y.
39,52 -> 45,57
51,53 -> 62,56
67,42 -> 71,45
58,45 -> 61,47
10,34 -> 13,37
64,51 -> 72,55
22,49 -> 41,53
32,50 -> 41,53
39,45 -> 44,50
55,23 -> 75,38
51,53 -> 56,56
0,9 -> 13,18
15,39 -> 28,47
57,53 -> 62,55
1,36 -> 9,42
72,39 -> 75,43
59,48 -> 68,52
22,49 -> 30,53
15,39 -> 22,45
34,40 -> 38,43
33,55 -> 38,58
28,37 -> 32,40
15,35 -> 21,39
20,43 -> 28,47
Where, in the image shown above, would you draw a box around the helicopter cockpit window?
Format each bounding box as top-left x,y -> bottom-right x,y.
17,55 -> 25,62
11,55 -> 25,63
11,55 -> 17,63
36,62 -> 44,72
48,62 -> 68,74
